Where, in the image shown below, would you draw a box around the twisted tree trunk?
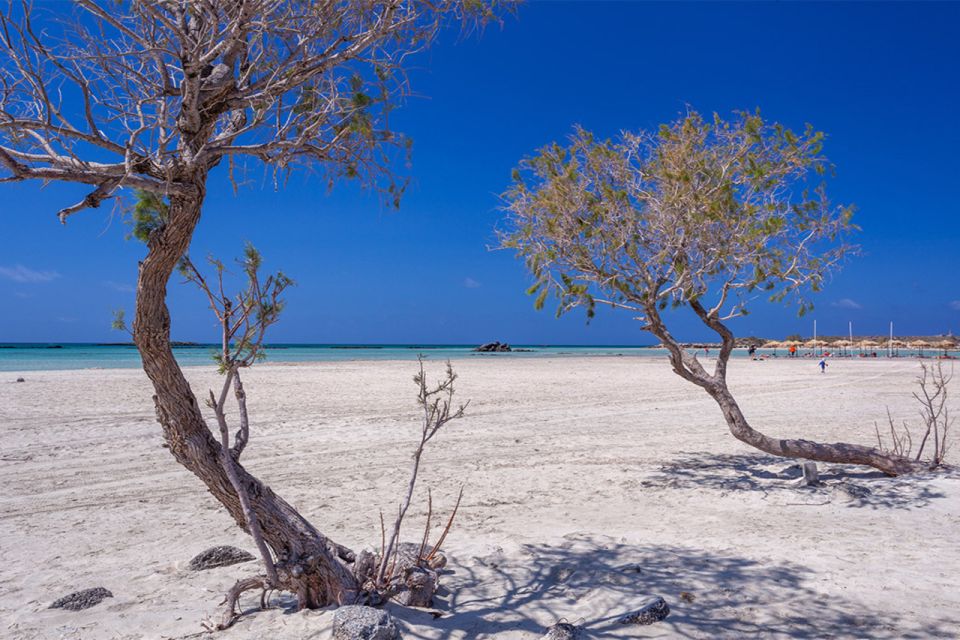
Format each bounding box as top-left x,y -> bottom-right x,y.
132,186 -> 359,608
646,301 -> 918,476
704,377 -> 917,476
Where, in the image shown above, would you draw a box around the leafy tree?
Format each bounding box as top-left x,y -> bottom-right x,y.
1,0 -> 504,620
500,110 -> 917,476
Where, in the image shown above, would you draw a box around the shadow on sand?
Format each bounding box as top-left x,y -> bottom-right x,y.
641,451 -> 951,510
389,534 -> 958,639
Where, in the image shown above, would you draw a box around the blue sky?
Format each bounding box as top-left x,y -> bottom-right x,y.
1,2 -> 958,344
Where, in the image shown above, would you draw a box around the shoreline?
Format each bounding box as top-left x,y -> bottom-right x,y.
2,345 -> 957,375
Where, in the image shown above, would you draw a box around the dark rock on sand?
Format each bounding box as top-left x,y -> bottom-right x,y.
50,587 -> 113,611
332,605 -> 401,640
15,377 -> 25,383
188,545 -> 255,571
800,461 -> 820,486
617,596 -> 670,625
542,621 -> 583,639
392,566 -> 437,607
379,542 -> 442,608
779,464 -> 803,479
837,482 -> 872,499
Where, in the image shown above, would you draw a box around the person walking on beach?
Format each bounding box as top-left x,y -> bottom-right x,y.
789,344 -> 797,358
818,358 -> 828,373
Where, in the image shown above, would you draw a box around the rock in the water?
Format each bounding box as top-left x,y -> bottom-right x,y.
332,605 -> 401,640
473,341 -> 512,352
50,587 -> 113,611
617,596 -> 670,625
542,621 -> 582,639
188,545 -> 255,571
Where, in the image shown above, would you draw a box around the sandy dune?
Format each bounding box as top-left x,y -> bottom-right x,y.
1,356 -> 958,639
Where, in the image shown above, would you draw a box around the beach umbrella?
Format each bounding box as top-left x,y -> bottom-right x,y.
860,340 -> 879,356
909,340 -> 930,357
833,339 -> 853,356
934,339 -> 958,355
760,341 -> 780,355
780,339 -> 801,356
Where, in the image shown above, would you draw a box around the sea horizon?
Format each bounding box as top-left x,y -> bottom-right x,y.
0,342 -> 662,372
3,340 -> 956,372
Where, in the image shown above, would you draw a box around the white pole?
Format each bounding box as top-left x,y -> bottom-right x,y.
889,321 -> 893,357
849,321 -> 853,357
814,319 -> 818,356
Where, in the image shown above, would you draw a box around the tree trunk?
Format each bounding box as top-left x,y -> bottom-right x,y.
704,379 -> 918,476
645,303 -> 918,477
132,187 -> 359,607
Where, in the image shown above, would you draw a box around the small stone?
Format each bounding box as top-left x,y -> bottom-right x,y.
542,621 -> 582,639
801,461 -> 819,486
779,464 -> 802,478
332,605 -> 401,640
392,566 -> 436,607
837,483 -> 872,499
50,587 -> 113,611
188,545 -> 255,571
15,377 -> 25,383
617,596 -> 670,625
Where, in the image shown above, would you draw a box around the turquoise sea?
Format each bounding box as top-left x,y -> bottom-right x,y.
2,343 -> 954,372
0,343 -> 669,372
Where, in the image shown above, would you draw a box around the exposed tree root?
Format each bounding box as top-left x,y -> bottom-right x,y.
213,576 -> 268,630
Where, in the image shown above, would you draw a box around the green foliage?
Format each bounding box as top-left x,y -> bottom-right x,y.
180,244 -> 295,373
500,110 -> 857,326
111,309 -> 128,333
126,190 -> 169,243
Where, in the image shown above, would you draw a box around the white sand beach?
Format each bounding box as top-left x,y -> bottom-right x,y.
1,356 -> 958,639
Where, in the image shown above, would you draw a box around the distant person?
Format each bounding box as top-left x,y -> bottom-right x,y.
789,344 -> 797,358
748,345 -> 757,359
818,358 -> 828,373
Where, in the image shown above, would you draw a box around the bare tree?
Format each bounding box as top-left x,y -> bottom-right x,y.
500,110 -> 918,476
374,358 -> 466,594
1,0 -> 504,618
877,361 -> 953,468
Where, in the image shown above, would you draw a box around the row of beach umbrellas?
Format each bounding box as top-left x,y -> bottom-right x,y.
759,339 -> 958,354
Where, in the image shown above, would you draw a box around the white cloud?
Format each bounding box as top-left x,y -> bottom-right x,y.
463,277 -> 481,289
831,298 -> 862,310
103,280 -> 135,293
0,264 -> 59,283
949,300 -> 960,311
